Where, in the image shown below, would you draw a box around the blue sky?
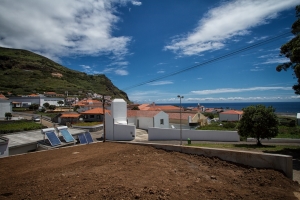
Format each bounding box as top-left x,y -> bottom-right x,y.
0,0 -> 299,103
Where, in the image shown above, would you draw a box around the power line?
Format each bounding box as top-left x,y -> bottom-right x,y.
122,31 -> 291,91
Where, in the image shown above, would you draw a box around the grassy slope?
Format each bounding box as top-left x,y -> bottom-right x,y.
0,47 -> 129,101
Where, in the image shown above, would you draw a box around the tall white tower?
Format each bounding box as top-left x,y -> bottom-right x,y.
111,99 -> 127,123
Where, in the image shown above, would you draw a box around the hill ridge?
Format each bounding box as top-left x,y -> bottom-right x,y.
0,47 -> 129,101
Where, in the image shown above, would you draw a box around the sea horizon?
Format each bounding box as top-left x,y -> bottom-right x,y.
156,101 -> 300,114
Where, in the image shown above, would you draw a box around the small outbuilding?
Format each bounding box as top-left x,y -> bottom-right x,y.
127,110 -> 169,130
219,110 -> 243,122
0,99 -> 12,119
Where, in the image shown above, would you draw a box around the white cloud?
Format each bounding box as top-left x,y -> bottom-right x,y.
157,70 -> 165,74
108,61 -> 129,66
132,1 -> 142,6
247,36 -> 268,44
164,0 -> 298,56
147,81 -> 173,86
250,67 -> 264,72
115,69 -> 129,76
191,87 -> 291,95
80,65 -> 91,69
0,0 -> 133,61
259,57 -> 290,65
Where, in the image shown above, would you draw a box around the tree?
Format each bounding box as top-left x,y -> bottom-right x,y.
49,105 -> 56,110
131,106 -> 140,110
237,105 -> 279,146
57,100 -> 64,111
57,100 -> 64,107
73,105 -> 80,111
276,5 -> 300,94
43,102 -> 50,109
5,112 -> 12,120
29,103 -> 39,111
203,112 -> 214,119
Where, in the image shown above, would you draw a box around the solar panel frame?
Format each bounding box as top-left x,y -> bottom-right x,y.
60,129 -> 75,143
45,131 -> 61,146
78,133 -> 88,144
84,132 -> 93,143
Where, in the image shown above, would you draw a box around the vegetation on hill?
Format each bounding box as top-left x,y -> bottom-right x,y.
0,47 -> 129,101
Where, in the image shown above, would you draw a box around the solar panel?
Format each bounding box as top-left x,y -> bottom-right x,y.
45,131 -> 61,146
60,129 -> 75,143
85,132 -> 93,143
78,133 -> 87,144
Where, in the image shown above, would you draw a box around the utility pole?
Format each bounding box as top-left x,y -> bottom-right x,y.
177,95 -> 184,145
102,94 -> 106,142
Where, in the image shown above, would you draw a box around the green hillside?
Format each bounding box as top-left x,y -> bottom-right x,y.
0,47 -> 129,101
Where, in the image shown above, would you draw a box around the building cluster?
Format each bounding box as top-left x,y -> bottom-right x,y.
0,92 -> 244,127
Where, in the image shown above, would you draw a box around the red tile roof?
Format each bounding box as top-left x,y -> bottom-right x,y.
0,94 -> 8,100
60,113 -> 81,118
127,110 -> 163,118
221,110 -> 243,115
168,113 -> 195,120
81,107 -> 108,114
138,104 -> 180,111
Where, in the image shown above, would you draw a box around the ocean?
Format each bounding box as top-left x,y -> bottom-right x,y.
157,102 -> 300,115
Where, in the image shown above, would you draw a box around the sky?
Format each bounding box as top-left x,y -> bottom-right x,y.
0,0 -> 299,103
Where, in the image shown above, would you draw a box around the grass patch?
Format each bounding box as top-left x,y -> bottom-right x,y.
0,120 -> 45,134
187,143 -> 300,155
74,122 -> 103,126
197,121 -> 237,131
277,126 -> 300,138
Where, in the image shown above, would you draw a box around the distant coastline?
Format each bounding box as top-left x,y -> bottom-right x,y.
157,102 -> 300,115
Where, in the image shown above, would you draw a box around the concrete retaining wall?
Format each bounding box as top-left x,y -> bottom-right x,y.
122,142 -> 293,179
148,127 -> 240,142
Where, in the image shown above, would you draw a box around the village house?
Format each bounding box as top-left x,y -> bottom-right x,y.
127,110 -> 169,129
219,110 -> 243,121
80,107 -> 107,122
53,112 -> 81,125
8,95 -> 65,107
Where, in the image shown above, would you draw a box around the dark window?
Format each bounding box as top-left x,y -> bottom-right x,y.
160,119 -> 164,125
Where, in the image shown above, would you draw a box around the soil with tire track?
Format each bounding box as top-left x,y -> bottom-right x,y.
0,142 -> 299,199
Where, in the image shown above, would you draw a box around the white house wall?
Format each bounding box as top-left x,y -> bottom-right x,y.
148,127 -> 240,142
113,124 -> 135,140
105,113 -> 114,140
0,100 -> 12,118
127,117 -> 135,125
137,117 -> 153,129
111,99 -> 127,122
153,111 -> 169,129
219,114 -> 239,121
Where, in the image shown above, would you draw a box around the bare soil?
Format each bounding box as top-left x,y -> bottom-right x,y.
0,143 -> 299,200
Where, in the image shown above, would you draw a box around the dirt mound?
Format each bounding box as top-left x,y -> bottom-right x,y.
0,143 -> 299,199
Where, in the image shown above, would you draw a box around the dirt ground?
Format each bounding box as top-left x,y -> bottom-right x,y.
0,143 -> 299,199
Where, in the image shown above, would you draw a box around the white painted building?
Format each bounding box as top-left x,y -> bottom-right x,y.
8,96 -> 64,107
127,110 -> 169,130
219,110 -> 243,121
0,99 -> 12,119
105,99 -> 135,141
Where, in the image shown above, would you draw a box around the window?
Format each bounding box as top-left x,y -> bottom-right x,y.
160,119 -> 164,125
90,115 -> 95,119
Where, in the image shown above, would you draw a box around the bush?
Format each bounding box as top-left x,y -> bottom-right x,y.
223,122 -> 237,129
